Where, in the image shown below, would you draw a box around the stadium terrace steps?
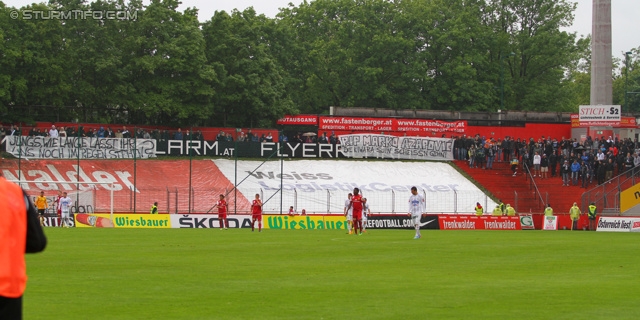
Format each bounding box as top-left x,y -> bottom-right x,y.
452,160 -> 539,213
454,159 -> 594,213
527,174 -> 587,215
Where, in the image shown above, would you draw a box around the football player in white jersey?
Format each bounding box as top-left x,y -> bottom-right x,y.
408,187 -> 425,239
344,193 -> 353,234
59,192 -> 73,227
362,198 -> 370,232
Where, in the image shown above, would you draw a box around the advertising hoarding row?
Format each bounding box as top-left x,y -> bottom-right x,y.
52,214 -> 640,231
277,115 -> 467,134
65,214 -> 526,230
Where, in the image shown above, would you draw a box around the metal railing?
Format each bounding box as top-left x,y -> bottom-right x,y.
523,162 -> 547,210
580,166 -> 640,216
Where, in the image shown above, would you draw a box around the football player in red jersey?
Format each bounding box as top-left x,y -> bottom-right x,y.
251,194 -> 263,232
213,194 -> 229,230
348,188 -> 364,235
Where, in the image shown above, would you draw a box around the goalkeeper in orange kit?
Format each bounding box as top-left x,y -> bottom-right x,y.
34,191 -> 48,226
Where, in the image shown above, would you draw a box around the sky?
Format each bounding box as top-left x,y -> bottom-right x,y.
4,0 -> 639,58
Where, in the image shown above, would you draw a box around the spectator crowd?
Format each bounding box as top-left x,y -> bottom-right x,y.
453,134 -> 640,188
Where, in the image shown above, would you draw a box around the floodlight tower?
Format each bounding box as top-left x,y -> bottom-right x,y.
590,0 -> 612,106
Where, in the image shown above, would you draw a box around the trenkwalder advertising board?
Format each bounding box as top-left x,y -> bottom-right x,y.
438,215 -> 522,230
365,215 -> 440,230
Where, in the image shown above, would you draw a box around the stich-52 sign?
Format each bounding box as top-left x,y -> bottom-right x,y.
578,105 -> 621,124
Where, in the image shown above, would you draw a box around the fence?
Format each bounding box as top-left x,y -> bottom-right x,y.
580,166 -> 640,215
97,187 -> 495,215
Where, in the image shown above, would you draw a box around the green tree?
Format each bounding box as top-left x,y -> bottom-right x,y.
277,0 -> 427,112
613,48 -> 640,113
120,0 -> 216,126
0,2 -> 71,122
202,8 -> 296,128
405,0 -> 496,111
564,36 -> 591,111
489,0 -> 582,111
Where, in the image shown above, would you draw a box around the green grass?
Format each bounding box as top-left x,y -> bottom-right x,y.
25,229 -> 640,319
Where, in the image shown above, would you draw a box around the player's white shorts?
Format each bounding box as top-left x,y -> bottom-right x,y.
362,214 -> 367,222
61,209 -> 70,219
411,214 -> 421,225
346,212 -> 353,221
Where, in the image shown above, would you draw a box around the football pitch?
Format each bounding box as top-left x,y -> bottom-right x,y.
25,228 -> 640,319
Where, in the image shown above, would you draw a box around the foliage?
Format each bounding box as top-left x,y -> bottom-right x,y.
0,0 -> 596,126
613,48 -> 640,113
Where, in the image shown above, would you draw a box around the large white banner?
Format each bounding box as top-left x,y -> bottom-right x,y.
2,136 -> 156,159
338,134 -> 454,161
213,159 -> 495,215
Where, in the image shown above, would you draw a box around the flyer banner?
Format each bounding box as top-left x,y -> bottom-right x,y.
596,217 -> 640,232
542,216 -> 558,231
264,215 -> 347,230
170,214 -> 253,229
365,215 -> 440,230
339,134 -> 454,161
3,136 -> 157,159
74,214 -> 170,228
438,215 -> 521,230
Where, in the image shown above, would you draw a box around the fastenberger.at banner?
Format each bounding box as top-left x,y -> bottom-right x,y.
319,116 -> 466,133
438,215 -> 521,230
339,134 -> 454,160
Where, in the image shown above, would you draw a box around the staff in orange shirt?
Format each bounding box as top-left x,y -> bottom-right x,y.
0,175 -> 47,319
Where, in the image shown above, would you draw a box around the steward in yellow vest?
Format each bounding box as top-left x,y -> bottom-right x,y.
587,203 -> 597,231
474,202 -> 483,216
544,204 -> 553,217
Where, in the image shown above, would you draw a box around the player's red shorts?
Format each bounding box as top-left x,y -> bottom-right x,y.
352,210 -> 362,220
218,214 -> 227,219
252,214 -> 262,220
